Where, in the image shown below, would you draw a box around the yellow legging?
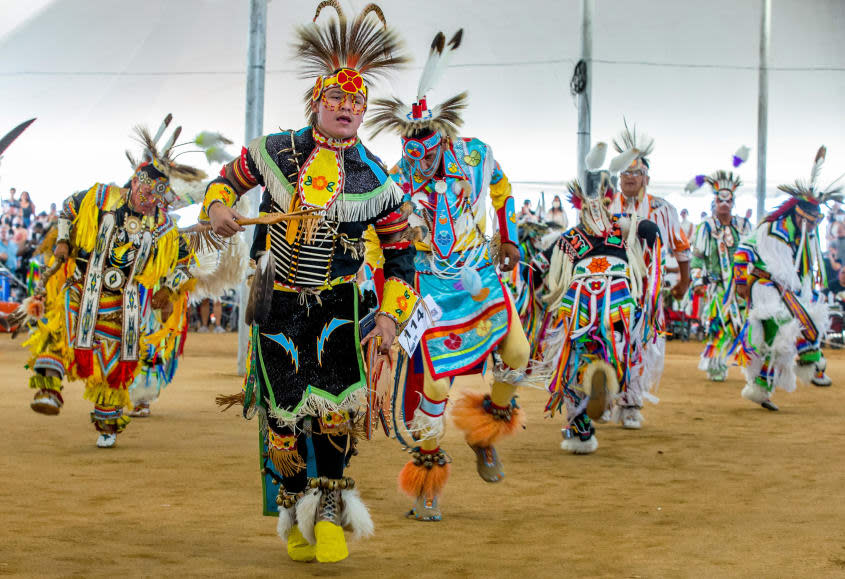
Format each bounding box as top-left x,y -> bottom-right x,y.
420,294 -> 530,451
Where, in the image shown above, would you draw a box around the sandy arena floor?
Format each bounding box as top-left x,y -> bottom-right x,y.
2,333 -> 845,578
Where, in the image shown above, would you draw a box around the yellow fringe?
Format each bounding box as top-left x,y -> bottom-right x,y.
136,228 -> 179,288
23,256 -> 78,380
84,379 -> 132,409
142,290 -> 187,352
73,186 -> 102,252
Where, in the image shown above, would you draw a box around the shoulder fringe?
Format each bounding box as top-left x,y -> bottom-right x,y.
248,136 -> 402,223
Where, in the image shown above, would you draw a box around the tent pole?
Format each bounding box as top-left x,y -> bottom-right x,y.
755,0 -> 770,222
237,0 -> 267,375
577,0 -> 593,183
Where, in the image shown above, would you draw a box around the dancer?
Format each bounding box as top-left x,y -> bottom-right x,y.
205,2 -> 416,563
734,146 -> 839,410
607,121 -> 690,428
23,117 -> 202,448
685,147 -> 753,381
536,143 -> 661,453
366,29 -> 530,521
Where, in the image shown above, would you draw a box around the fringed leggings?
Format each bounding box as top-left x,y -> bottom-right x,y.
268,416 -> 352,495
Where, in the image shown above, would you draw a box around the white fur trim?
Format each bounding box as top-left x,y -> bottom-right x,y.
276,506 -> 294,541
741,382 -> 770,404
561,434 -> 598,454
295,489 -> 320,546
341,488 -> 374,540
621,407 -> 643,429
795,363 -> 815,385
582,360 -> 620,397
755,224 -> 801,290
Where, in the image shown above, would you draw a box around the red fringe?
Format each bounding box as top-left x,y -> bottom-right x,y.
74,348 -> 94,378
178,323 -> 188,357
765,198 -> 797,223
107,360 -> 138,389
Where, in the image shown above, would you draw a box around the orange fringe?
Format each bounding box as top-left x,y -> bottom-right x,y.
397,460 -> 451,499
450,390 -> 525,447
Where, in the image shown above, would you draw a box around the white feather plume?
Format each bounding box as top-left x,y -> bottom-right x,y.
734,145 -> 750,164
151,113 -> 173,145
609,148 -> 640,174
810,145 -> 826,190
684,176 -> 702,193
417,29 -> 463,101
584,142 -> 607,172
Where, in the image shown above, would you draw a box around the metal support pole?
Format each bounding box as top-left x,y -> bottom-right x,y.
576,0 -> 593,184
237,0 -> 267,375
756,0 -> 770,221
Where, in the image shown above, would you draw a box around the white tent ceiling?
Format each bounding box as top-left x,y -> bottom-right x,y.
0,0 -> 843,221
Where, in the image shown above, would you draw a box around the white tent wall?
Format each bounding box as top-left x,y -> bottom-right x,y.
0,0 -> 842,224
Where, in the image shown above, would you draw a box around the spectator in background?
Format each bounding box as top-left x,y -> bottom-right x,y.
519,199 -> 535,221
744,208 -> 753,223
198,298 -> 225,333
825,244 -> 845,295
699,211 -> 707,221
679,208 -> 694,241
548,195 -> 567,226
0,226 -> 20,270
19,191 -> 34,227
5,187 -> 17,208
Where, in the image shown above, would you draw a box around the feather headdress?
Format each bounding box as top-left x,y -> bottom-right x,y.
568,142 -> 638,209
777,146 -> 843,205
366,30 -> 466,140
125,115 -> 207,183
766,146 -> 843,222
296,1 -> 408,121
125,114 -> 235,208
612,118 -> 655,169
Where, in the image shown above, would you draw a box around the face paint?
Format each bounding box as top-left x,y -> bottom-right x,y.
402,131 -> 443,179
133,165 -> 171,211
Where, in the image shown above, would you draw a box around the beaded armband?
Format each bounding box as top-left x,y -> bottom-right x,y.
200,181 -> 237,221
378,277 -> 419,327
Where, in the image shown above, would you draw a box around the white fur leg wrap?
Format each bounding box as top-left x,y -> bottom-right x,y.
742,382 -> 770,404
295,489 -> 320,545
341,488 -> 374,541
276,506 -> 295,541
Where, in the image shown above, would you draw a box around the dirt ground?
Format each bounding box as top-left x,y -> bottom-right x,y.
2,333 -> 845,578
